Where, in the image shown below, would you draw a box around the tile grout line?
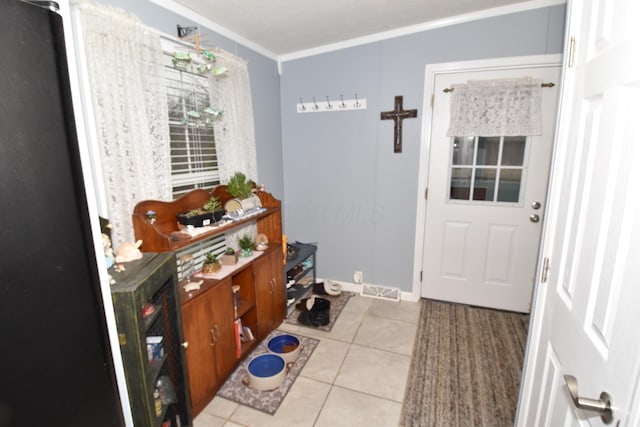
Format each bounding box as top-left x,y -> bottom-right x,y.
311,303 -> 368,426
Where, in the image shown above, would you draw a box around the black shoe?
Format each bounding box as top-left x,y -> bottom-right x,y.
295,298 -> 310,312
313,282 -> 328,295
297,297 -> 331,327
298,309 -> 330,327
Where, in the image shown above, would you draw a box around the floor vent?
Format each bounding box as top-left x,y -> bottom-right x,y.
360,284 -> 401,302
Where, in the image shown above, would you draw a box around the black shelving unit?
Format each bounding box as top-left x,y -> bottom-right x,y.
110,252 -> 192,427
285,243 -> 317,316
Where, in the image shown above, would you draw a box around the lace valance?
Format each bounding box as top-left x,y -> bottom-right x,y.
447,77 -> 543,137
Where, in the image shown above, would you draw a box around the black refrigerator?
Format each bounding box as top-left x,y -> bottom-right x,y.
0,1 -> 126,426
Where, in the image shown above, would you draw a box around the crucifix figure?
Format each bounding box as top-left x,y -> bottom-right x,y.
380,95 -> 418,153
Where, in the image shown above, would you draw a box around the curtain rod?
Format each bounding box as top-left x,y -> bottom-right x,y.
443,82 -> 555,93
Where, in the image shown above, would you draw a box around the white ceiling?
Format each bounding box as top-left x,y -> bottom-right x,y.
168,0 -> 560,58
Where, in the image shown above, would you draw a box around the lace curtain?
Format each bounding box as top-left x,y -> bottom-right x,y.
208,50 -> 258,182
447,77 -> 543,137
208,50 -> 259,248
73,1 -> 172,250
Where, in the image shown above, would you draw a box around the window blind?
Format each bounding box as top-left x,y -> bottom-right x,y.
163,52 -> 220,198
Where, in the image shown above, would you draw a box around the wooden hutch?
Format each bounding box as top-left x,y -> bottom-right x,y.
131,186 -> 285,416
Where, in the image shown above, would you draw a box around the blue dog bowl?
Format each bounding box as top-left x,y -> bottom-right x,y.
247,353 -> 286,390
267,334 -> 301,364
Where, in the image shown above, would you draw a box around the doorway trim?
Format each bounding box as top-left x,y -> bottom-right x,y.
411,54 -> 563,300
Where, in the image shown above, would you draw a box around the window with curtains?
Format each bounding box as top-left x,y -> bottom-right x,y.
163,51 -> 220,198
163,49 -> 225,268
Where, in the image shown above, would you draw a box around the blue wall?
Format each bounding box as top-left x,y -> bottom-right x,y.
279,5 -> 566,291
94,0 -> 285,200
86,1 -> 565,293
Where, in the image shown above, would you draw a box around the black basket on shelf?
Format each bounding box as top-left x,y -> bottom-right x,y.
286,243 -> 298,260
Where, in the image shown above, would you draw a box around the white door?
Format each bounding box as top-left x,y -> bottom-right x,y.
517,0 -> 640,425
421,64 -> 560,312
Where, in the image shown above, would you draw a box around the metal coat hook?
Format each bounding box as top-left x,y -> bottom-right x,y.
296,94 -> 367,113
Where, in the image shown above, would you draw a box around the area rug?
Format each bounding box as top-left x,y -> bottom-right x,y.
284,291 -> 355,332
216,330 -> 319,414
400,299 -> 529,427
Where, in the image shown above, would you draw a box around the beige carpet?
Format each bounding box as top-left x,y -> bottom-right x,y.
400,299 -> 529,427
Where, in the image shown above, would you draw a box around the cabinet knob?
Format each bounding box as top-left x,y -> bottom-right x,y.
181,341 -> 189,349
210,328 -> 218,346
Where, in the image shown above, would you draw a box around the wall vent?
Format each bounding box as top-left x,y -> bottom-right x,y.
360,284 -> 401,302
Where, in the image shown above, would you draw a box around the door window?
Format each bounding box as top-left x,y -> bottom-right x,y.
449,136 -> 527,203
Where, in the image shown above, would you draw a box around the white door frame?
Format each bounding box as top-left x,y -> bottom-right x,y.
411,54 -> 563,300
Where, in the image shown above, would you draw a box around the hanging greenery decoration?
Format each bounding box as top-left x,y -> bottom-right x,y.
171,50 -> 228,77
172,50 -> 227,127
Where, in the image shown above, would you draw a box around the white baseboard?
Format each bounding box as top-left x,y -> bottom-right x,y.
317,278 -> 421,303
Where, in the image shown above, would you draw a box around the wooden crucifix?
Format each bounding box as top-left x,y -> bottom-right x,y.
380,96 -> 418,153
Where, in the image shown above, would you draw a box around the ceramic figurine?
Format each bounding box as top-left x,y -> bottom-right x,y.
115,240 -> 143,263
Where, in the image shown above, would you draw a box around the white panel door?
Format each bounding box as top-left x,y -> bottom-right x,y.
517,0 -> 640,425
422,65 -> 560,312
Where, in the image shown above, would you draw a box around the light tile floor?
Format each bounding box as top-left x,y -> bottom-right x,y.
194,295 -> 421,427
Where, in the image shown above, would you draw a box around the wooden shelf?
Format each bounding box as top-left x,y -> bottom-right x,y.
133,186 -> 282,253
240,340 -> 255,357
138,187 -> 285,417
142,304 -> 162,331
235,299 -> 254,319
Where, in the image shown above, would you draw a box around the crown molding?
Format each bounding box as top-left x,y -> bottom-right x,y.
147,0 -> 278,60
279,0 -> 566,63
146,0 -> 565,67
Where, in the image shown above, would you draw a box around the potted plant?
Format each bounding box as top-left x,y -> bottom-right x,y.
227,172 -> 254,199
203,196 -> 225,221
176,195 -> 224,227
238,234 -> 255,257
225,172 -> 262,213
201,252 -> 222,274
221,247 -> 239,265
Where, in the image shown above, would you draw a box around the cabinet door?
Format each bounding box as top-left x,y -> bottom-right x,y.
208,279 -> 236,380
181,291 -> 218,415
254,250 -> 285,338
181,279 -> 237,416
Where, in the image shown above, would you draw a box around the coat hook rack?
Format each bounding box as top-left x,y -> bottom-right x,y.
297,93 -> 367,113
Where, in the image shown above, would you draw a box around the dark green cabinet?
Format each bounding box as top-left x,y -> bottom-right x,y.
110,252 -> 192,427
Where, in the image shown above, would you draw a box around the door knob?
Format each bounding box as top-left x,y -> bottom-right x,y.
532,201 -> 541,209
563,375 -> 614,424
529,214 -> 540,223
